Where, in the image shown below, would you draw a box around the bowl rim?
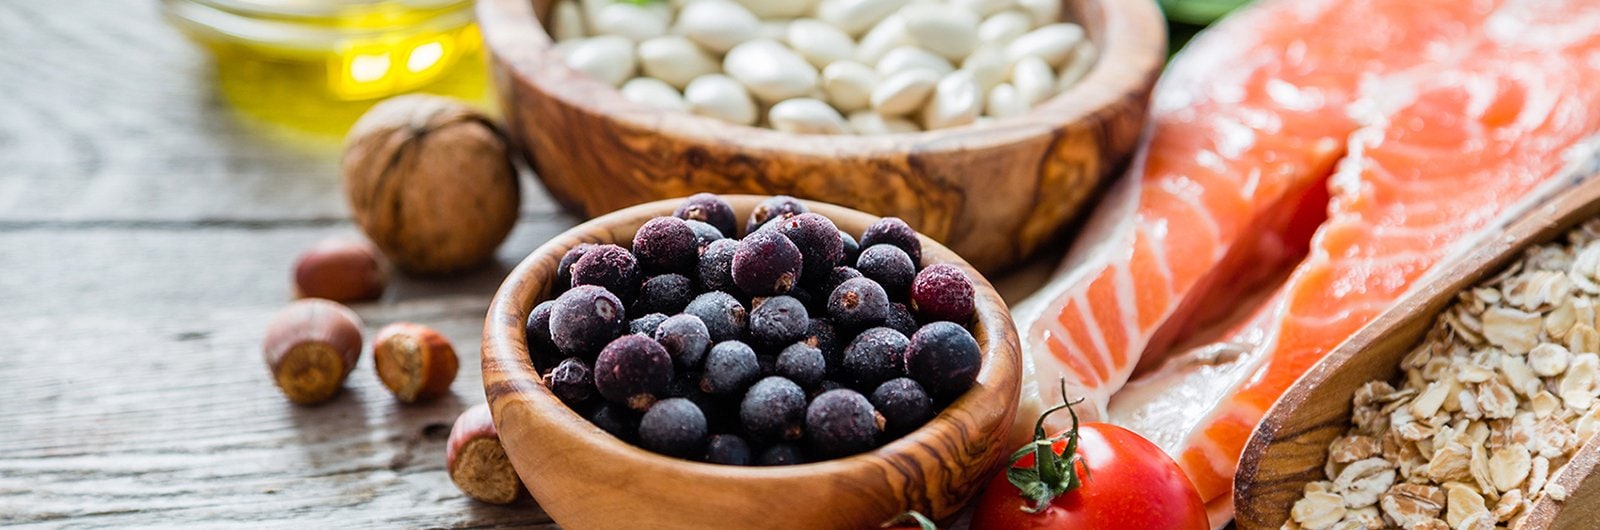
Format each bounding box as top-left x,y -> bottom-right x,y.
481,195 -> 1021,483
476,0 -> 1167,156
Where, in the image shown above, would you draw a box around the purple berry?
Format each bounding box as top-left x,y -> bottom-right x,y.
587,402 -> 640,442
740,376 -> 807,442
630,313 -> 669,336
857,244 -> 915,299
572,244 -> 641,301
550,285 -> 627,357
684,291 -> 748,343
525,300 -> 561,371
733,230 -> 803,296
634,273 -> 695,316
639,398 -> 707,457
839,231 -> 860,265
911,264 -> 975,323
654,314 -> 711,370
803,318 -> 843,377
814,266 -> 863,302
546,357 -> 595,406
684,219 -> 725,252
556,243 -> 596,293
905,321 -> 980,399
704,434 -> 753,465
750,295 -> 810,348
700,340 -> 760,395
774,213 -> 844,284
745,195 -> 809,235
675,193 -> 738,238
594,334 -> 674,411
806,389 -> 883,458
810,379 -> 846,400
841,327 -> 909,390
827,277 -> 890,331
697,238 -> 739,294
859,217 -> 921,266
776,342 -> 826,388
757,443 -> 806,466
886,302 -> 919,338
634,216 -> 699,275
871,378 -> 933,435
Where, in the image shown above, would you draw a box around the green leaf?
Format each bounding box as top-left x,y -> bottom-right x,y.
1159,0 -> 1251,25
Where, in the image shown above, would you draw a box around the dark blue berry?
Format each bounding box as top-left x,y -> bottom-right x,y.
684,219 -> 725,252
776,342 -> 826,389
654,314 -> 711,370
703,434 -> 753,465
905,321 -> 980,399
749,295 -> 810,348
550,285 -> 627,358
572,244 -> 641,302
757,443 -> 806,466
774,213 -> 844,284
841,327 -> 909,390
805,389 -> 883,458
745,195 -> 809,235
911,263 -> 975,324
633,216 -> 699,275
697,238 -> 739,294
594,334 -> 674,411
556,243 -> 596,294
886,302 -> 919,337
684,291 -> 748,343
827,277 -> 890,331
700,340 -> 761,395
587,402 -> 640,442
639,398 -> 707,457
740,376 -> 807,442
857,244 -> 916,300
633,273 -> 694,316
813,266 -> 863,303
811,379 -> 846,399
870,378 -> 933,436
839,230 -> 860,265
546,357 -> 595,406
803,318 -> 842,377
675,193 -> 738,239
859,217 -> 922,266
733,230 -> 803,296
525,300 -> 561,371
630,313 -> 669,336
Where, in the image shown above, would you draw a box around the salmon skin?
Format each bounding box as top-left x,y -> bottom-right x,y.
1011,0 -> 1600,526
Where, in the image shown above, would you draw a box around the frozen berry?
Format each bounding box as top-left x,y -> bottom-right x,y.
594,334 -> 674,411
639,398 -> 707,457
745,195 -> 809,235
757,443 -> 806,466
827,278 -> 890,331
633,273 -> 694,316
675,193 -> 738,238
857,244 -> 915,299
886,302 -> 919,337
697,238 -> 739,294
841,327 -> 909,390
786,286 -> 816,313
550,285 -> 627,357
774,213 -> 844,284
684,219 -> 724,252
813,266 -> 863,302
654,314 -> 711,370
905,322 -> 980,399
684,291 -> 748,343
859,217 -> 922,266
776,342 -> 826,388
630,313 -> 668,336
703,434 -> 752,465
633,217 -> 699,275
749,295 -> 810,348
572,244 -> 641,302
733,230 -> 803,296
811,379 -> 846,399
911,264 -> 975,323
587,402 -> 640,442
546,357 -> 595,406
556,243 -> 596,293
839,230 -> 860,265
740,376 -> 807,442
700,340 -> 761,395
871,378 -> 933,435
803,318 -> 842,374
805,389 -> 883,458
525,300 -> 561,370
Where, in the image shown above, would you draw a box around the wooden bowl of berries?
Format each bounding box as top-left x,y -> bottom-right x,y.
481,194 -> 1022,529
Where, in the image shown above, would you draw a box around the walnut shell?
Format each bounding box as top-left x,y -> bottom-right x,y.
342,95 -> 520,276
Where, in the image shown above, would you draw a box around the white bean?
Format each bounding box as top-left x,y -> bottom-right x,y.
580,0 -> 612,28
961,45 -> 1008,91
685,74 -> 759,125
978,10 -> 1032,45
1017,0 -> 1061,26
1055,41 -> 1097,91
870,69 -> 939,115
923,71 -> 981,129
551,0 -> 586,42
723,39 -> 820,104
621,77 -> 689,111
854,14 -> 914,65
675,1 -> 761,53
757,20 -> 791,41
1006,23 -> 1084,67
768,98 -> 850,134
591,3 -> 669,42
875,46 -> 954,77
950,0 -> 1015,17
901,5 -> 980,60
638,36 -> 720,89
1011,55 -> 1055,106
985,82 -> 1026,117
848,110 -> 921,134
787,19 -> 856,69
817,0 -> 910,37
735,0 -> 818,18
822,61 -> 878,113
563,35 -> 637,87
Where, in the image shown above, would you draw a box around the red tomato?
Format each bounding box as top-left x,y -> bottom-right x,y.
972,410 -> 1207,530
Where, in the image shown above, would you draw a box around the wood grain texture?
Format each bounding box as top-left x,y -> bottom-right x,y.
1234,168 -> 1600,530
478,0 -> 1166,274
481,196 -> 1023,530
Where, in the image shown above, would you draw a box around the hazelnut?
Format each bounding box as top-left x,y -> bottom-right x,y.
447,403 -> 525,504
342,95 -> 520,276
262,299 -> 363,405
372,322 -> 459,403
292,237 -> 389,303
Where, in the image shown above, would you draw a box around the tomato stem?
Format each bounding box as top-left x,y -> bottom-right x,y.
1005,379 -> 1084,514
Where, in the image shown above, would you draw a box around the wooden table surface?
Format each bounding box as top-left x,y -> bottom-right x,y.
0,2 -> 1062,527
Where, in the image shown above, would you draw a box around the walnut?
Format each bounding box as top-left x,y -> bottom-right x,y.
342,95 -> 520,276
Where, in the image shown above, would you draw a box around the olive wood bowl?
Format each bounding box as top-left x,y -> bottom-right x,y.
477,0 -> 1166,273
1234,168 -> 1600,529
481,196 -> 1022,529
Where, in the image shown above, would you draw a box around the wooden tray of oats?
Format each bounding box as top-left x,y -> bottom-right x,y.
1233,165 -> 1600,530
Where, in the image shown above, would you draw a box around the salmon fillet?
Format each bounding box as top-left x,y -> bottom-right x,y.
1013,0 -> 1600,525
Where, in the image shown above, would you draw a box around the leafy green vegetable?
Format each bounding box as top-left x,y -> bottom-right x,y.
1160,0 -> 1251,25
